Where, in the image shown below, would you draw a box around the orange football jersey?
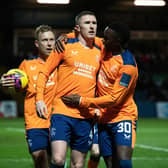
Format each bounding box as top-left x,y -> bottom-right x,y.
80,50 -> 138,123
19,58 -> 57,129
36,37 -> 103,119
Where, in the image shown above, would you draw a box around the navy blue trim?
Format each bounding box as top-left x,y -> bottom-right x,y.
94,43 -> 101,50
67,38 -> 101,51
27,55 -> 38,60
121,50 -> 136,67
67,38 -> 79,43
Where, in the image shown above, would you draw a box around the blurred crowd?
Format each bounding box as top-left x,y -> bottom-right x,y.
131,40 -> 168,102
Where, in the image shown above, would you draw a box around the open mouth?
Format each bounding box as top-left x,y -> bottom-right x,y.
46,48 -> 52,51
88,31 -> 95,35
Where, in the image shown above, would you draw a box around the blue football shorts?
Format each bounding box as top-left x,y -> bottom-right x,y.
98,120 -> 137,157
26,128 -> 50,153
50,114 -> 94,152
92,123 -> 98,144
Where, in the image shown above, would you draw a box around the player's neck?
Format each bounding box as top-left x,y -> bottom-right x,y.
78,35 -> 94,48
38,54 -> 48,62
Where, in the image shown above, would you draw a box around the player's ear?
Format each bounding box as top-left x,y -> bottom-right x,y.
75,25 -> 80,32
34,40 -> 39,48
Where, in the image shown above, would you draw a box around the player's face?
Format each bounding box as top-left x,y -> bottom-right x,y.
103,26 -> 120,54
36,31 -> 55,57
78,15 -> 97,40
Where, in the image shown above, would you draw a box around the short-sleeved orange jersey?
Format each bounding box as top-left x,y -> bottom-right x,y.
19,58 -> 57,129
80,50 -> 138,123
36,37 -> 103,119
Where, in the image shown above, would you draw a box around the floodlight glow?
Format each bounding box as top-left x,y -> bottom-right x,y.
134,0 -> 166,6
37,0 -> 70,4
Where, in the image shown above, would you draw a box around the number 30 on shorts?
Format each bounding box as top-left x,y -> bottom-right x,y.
117,121 -> 131,134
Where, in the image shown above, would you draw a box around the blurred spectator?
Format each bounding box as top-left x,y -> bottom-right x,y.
160,78 -> 168,101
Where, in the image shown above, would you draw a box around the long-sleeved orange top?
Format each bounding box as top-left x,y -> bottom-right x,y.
19,58 -> 57,129
80,50 -> 138,123
36,36 -> 103,119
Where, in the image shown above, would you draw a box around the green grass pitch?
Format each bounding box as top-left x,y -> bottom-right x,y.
0,118 -> 168,168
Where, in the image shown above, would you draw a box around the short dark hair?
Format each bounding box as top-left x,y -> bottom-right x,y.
108,22 -> 130,49
34,25 -> 55,40
75,11 -> 96,25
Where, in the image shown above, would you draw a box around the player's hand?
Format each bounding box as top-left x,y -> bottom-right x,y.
94,108 -> 100,117
61,94 -> 81,108
0,74 -> 15,88
55,34 -> 67,54
35,100 -> 48,120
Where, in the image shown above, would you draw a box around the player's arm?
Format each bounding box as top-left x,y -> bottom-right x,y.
36,50 -> 63,101
35,50 -> 63,119
80,66 -> 138,108
62,66 -> 137,109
